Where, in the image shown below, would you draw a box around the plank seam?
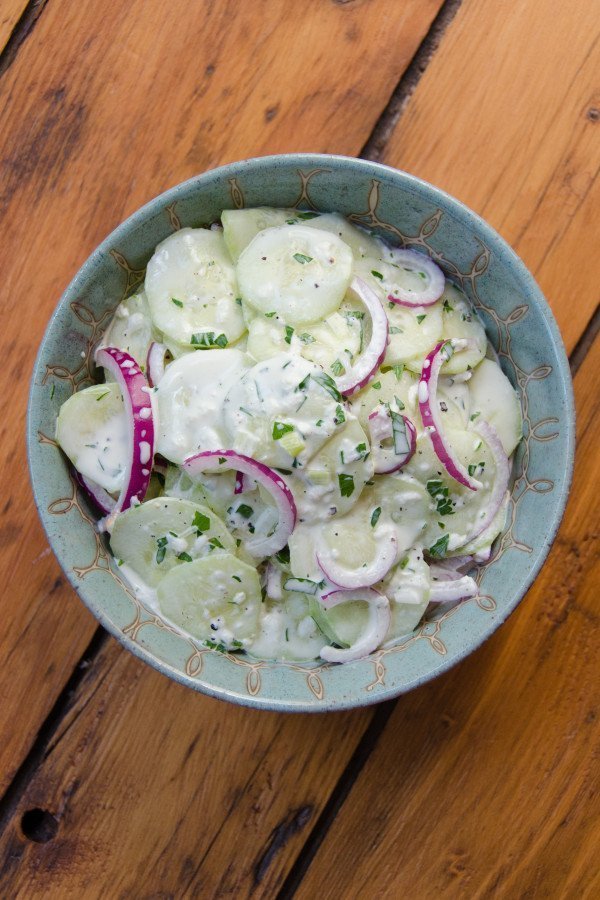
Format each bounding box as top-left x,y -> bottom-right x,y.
0,0 -> 49,80
569,303 -> 600,378
360,0 -> 464,162
0,627 -> 108,838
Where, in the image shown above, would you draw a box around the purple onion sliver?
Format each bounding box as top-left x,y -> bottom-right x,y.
334,277 -> 389,397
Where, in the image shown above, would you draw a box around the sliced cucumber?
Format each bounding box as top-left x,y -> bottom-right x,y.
356,250 -> 439,305
145,227 -> 245,346
384,302 -> 443,369
157,553 -> 261,648
405,428 -> 498,553
164,465 -> 237,520
237,224 -> 353,326
379,549 -> 431,643
357,473 -> 431,553
293,417 -> 373,520
56,383 -> 126,493
350,365 -> 419,430
451,491 -> 509,556
468,358 -> 522,455
101,290 -> 158,370
155,349 -> 249,463
437,375 -> 471,430
110,497 -> 236,587
248,591 -> 325,661
309,595 -> 367,649
303,213 -> 383,260
222,207 -> 297,262
439,283 -> 487,374
223,353 -> 342,469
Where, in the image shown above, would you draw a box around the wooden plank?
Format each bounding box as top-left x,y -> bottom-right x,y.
382,0 -> 600,354
295,336 -> 600,898
0,638 -> 372,896
0,0 -> 444,796
0,0 -> 29,54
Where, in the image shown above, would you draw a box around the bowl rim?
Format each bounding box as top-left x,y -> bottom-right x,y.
27,153 -> 576,712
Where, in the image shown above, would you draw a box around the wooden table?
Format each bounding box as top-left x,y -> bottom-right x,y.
1,1 -> 598,896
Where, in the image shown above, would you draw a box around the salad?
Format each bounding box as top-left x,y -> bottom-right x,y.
55,208 -> 522,663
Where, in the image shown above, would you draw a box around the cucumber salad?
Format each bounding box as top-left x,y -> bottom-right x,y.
56,208 -> 522,664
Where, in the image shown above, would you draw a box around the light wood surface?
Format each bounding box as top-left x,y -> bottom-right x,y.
0,0 -> 598,897
0,0 -> 442,797
0,0 -> 28,54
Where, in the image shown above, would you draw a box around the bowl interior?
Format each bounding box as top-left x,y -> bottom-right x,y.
28,155 -> 574,711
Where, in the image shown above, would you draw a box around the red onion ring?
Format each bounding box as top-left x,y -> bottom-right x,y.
429,574 -> 478,603
367,406 -> 416,473
333,277 -> 389,397
75,472 -> 116,516
234,471 -> 248,495
94,347 -> 156,531
386,248 -> 445,307
318,588 -> 391,663
317,528 -> 397,589
146,341 -> 167,388
419,341 -> 481,491
183,450 -> 296,557
463,423 -> 510,545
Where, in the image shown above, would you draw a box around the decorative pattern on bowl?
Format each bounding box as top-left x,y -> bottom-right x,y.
28,156 -> 574,711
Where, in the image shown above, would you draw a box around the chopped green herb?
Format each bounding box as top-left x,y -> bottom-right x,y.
297,211 -> 319,220
239,406 -> 254,417
190,331 -> 228,349
468,462 -> 485,477
334,404 -> 346,425
338,473 -> 355,498
296,374 -> 311,392
284,325 -> 294,344
315,418 -> 324,427
356,442 -> 367,455
399,555 -> 409,569
331,359 -> 345,377
50,384 -> 55,400
177,551 -> 193,562
273,421 -> 294,440
285,628 -> 290,642
371,380 -> 381,390
314,372 -> 342,401
236,503 -> 254,519
156,536 -> 168,564
394,394 -> 406,411
299,332 -> 315,344
218,456 -> 226,464
470,411 -> 481,422
117,559 -> 124,566
96,391 -> 109,402
416,314 -> 427,324
371,270 -> 384,281
171,297 -> 183,308
264,311 -> 277,318
235,297 -> 242,306
205,639 -> 227,653
428,534 -> 450,558
370,506 -> 382,528
443,298 -> 454,312
276,546 -> 290,565
285,218 -> 298,225
208,537 -> 224,549
389,326 -> 403,334
192,511 -> 211,534
293,252 -> 313,264
232,638 -> 243,648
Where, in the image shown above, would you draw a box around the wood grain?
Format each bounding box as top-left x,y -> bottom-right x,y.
0,0 -> 29,54
381,0 -> 600,354
0,0 -> 443,795
0,638 -> 372,897
295,336 -> 600,898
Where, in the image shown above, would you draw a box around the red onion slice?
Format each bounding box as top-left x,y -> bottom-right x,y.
419,341 -> 481,491
94,347 -> 156,530
183,450 -> 296,557
317,527 -> 397,589
429,574 -> 478,603
75,472 -> 116,516
319,588 -> 391,663
266,560 -> 283,600
463,423 -> 510,545
367,406 -> 416,473
234,471 -> 248,495
386,248 -> 445,307
333,277 -> 389,397
146,341 -> 167,388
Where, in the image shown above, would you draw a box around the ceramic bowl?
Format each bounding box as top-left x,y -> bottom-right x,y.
28,154 -> 574,711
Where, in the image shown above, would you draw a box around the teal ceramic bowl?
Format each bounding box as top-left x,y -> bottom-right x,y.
28,154 -> 574,711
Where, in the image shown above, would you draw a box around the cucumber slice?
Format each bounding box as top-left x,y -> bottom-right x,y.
157,553 -> 261,648
145,227 -> 245,346
439,283 -> 487,374
380,549 -> 431,643
100,291 -> 157,371
293,417 -> 373,520
351,365 -> 419,430
56,383 -> 127,493
163,465 -> 237,520
222,207 -> 298,261
356,250 -> 439,304
309,596 -> 367,649
405,428 -> 499,553
237,224 -> 353,325
155,349 -> 249,463
384,302 -> 443,369
303,213 -> 383,260
288,523 -> 324,583
223,353 -> 342,469
451,491 -> 509,556
110,497 -> 236,587
248,592 -> 324,661
357,473 -> 431,553
468,358 -> 522,455
437,375 -> 471,430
